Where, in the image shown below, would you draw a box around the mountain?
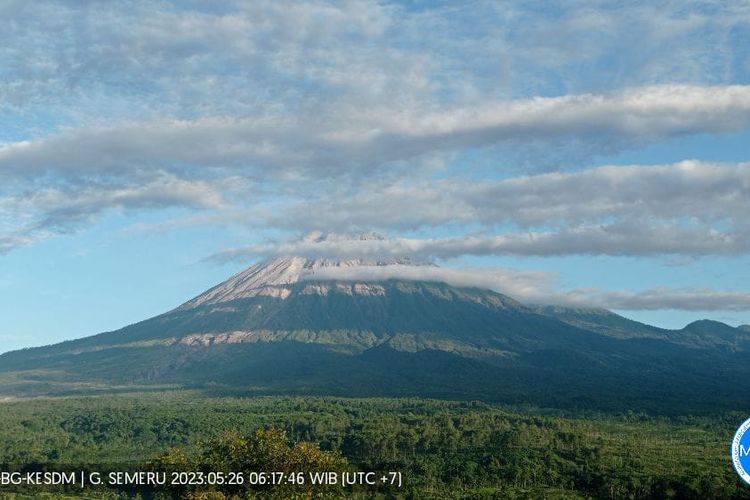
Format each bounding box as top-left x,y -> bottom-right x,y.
532,306 -> 750,348
1,253 -> 749,414
531,305 -> 669,339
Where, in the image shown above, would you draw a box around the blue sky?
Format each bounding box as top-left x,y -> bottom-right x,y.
2,0 -> 750,353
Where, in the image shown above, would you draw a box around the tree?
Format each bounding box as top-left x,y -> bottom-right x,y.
149,427 -> 350,499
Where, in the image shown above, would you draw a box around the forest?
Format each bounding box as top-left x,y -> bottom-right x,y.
0,391 -> 748,499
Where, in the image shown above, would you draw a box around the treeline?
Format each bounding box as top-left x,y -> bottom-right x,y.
0,392 -> 748,498
148,427 -> 350,499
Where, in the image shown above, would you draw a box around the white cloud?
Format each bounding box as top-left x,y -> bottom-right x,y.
259,160 -> 750,230
3,87 -> 750,183
182,161 -> 749,259
1,0 -> 749,317
202,225 -> 750,312
207,223 -> 747,262
2,1 -> 750,258
298,262 -> 750,312
0,233 -> 41,255
556,287 -> 750,311
0,173 -> 239,253
360,84 -> 750,141
303,264 -> 555,301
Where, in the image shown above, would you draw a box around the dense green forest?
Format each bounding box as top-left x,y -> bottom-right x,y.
0,391 -> 748,499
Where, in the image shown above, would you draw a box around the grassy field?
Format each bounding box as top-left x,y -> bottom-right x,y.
0,391 -> 748,498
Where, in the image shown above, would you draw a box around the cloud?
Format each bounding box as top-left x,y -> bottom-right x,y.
0,1 -> 748,319
257,160 -> 750,230
303,263 -> 555,301
187,161 -> 750,259
362,84 -> 750,142
3,86 -> 750,184
14,160 -> 750,259
0,233 -> 41,255
206,227 -> 750,312
0,173 -> 238,254
4,0 -> 748,116
2,1 -> 750,257
297,262 -> 750,312
0,0 -> 399,115
556,287 -> 750,311
207,224 -> 747,263
29,174 -> 229,222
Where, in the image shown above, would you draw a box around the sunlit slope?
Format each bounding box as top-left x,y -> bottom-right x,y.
2,256 -> 749,413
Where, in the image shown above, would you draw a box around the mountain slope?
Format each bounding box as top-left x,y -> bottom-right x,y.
531,305 -> 670,339
533,306 -> 750,349
1,256 -> 749,413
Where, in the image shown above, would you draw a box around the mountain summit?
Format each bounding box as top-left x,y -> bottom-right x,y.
185,232 -> 434,308
181,255 -> 430,308
1,243 -> 749,413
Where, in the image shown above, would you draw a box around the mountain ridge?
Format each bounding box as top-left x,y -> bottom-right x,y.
180,255 -> 434,308
1,254 -> 748,413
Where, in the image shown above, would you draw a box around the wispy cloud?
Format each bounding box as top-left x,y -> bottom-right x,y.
207,226 -> 746,262
3,86 -> 750,183
202,161 -> 750,259
0,173 -> 240,254
304,263 -> 554,298
2,1 -> 750,256
300,263 -> 750,312
2,0 -> 750,317
7,159 -> 750,258
256,160 -> 750,228
556,287 -> 750,312
4,0 -> 748,115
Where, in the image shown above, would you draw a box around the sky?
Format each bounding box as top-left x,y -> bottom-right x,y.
2,0 -> 750,353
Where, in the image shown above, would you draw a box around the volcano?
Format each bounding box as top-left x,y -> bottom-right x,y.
2,248 -> 749,413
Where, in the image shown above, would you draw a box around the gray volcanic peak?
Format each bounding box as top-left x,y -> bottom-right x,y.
181,254 -> 433,309
3,234 -> 750,414
180,230 -> 437,309
303,231 -> 387,243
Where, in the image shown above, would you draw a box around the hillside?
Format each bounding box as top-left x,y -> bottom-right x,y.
1,256 -> 749,414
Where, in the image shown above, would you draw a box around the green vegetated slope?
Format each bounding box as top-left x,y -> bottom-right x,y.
0,392 -> 748,499
2,262 -> 750,497
2,280 -> 750,415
